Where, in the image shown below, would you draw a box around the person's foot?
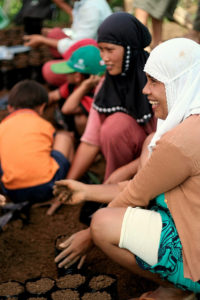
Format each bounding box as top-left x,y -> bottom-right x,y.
131,286 -> 197,299
184,29 -> 200,43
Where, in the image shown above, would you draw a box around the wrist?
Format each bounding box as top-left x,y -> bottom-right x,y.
81,183 -> 88,201
80,81 -> 90,93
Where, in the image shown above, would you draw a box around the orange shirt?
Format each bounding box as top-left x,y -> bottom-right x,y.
0,109 -> 59,189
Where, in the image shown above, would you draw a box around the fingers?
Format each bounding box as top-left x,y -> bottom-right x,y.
59,235 -> 74,248
57,191 -> 71,203
53,181 -> 70,195
53,181 -> 73,204
55,234 -> 79,267
55,179 -> 69,186
53,184 -> 68,196
23,34 -> 41,47
55,235 -> 74,264
77,255 -> 86,269
55,247 -> 71,264
55,242 -> 77,269
0,194 -> 6,206
23,35 -> 31,41
57,255 -> 85,269
60,255 -> 80,269
56,252 -> 86,269
53,188 -> 72,205
46,199 -> 62,216
23,35 -> 31,45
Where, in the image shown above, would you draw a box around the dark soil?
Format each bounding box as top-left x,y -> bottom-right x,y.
0,203 -> 157,299
0,19 -> 189,300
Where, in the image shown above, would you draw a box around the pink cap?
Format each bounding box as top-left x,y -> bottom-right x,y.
62,38 -> 98,60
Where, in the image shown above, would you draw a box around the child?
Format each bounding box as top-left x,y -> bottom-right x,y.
0,79 -> 73,204
50,44 -> 106,136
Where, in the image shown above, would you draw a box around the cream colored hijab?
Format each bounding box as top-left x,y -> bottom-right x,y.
144,38 -> 200,152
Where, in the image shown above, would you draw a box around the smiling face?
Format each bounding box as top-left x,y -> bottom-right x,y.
143,74 -> 168,120
98,42 -> 124,75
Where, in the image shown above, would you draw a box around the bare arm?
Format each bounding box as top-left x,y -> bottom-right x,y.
53,176 -> 120,271
104,158 -> 140,184
104,133 -> 154,184
48,89 -> 61,104
46,141 -> 100,216
53,179 -> 120,205
52,0 -> 72,23
23,35 -> 58,49
61,75 -> 100,115
66,142 -> 100,180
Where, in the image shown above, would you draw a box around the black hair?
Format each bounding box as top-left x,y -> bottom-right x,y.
8,80 -> 48,109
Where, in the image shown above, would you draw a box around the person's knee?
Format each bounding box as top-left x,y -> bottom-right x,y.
90,207 -> 110,245
100,113 -> 136,144
91,207 -> 126,248
56,129 -> 73,140
100,115 -> 121,145
54,130 -> 74,160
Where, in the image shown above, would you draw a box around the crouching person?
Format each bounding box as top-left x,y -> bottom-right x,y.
0,80 -> 73,204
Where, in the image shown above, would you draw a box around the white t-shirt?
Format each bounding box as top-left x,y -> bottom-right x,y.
57,0 -> 112,54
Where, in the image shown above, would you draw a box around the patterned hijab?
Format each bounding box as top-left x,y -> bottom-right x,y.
93,12 -> 153,124
145,38 -> 200,152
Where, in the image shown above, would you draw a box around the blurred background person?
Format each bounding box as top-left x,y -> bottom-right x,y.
133,0 -> 179,49
23,0 -> 112,58
185,0 -> 200,43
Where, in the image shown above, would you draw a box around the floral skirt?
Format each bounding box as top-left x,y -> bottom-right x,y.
135,194 -> 200,293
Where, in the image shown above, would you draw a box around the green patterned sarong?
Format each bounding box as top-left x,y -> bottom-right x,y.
135,194 -> 200,293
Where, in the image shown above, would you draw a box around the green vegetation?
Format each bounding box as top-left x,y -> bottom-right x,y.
0,0 -> 22,20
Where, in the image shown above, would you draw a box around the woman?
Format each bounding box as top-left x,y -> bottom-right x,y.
49,12 -> 156,215
55,38 -> 200,299
66,12 -> 156,182
90,38 -> 200,299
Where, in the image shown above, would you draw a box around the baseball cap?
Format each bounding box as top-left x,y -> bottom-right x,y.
51,45 -> 106,76
62,38 -> 98,60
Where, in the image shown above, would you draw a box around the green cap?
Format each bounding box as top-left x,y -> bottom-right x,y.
51,45 -> 106,75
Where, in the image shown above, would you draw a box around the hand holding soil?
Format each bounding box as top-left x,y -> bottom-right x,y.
53,179 -> 86,205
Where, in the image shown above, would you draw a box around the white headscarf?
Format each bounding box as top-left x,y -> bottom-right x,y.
144,38 -> 200,152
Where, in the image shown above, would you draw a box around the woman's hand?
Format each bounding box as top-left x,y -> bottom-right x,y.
53,179 -> 86,205
54,228 -> 93,269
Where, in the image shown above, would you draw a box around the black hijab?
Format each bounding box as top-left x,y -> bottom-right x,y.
93,12 -> 153,124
